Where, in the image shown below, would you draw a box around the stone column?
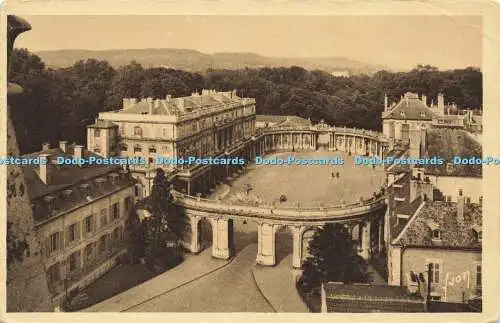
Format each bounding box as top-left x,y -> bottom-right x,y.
291,226 -> 303,269
360,220 -> 371,260
378,218 -> 384,254
210,218 -> 231,260
189,215 -> 200,253
256,222 -> 276,266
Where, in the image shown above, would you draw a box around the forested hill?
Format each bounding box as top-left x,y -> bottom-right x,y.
35,48 -> 387,74
8,49 -> 482,154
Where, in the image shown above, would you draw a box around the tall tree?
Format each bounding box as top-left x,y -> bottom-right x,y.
299,223 -> 369,294
147,168 -> 189,257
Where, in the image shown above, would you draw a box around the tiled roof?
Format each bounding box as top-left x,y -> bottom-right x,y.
325,283 -> 424,302
21,145 -> 136,224
119,92 -> 246,116
396,201 -> 482,248
383,93 -> 436,120
388,173 -> 424,239
423,128 -> 482,177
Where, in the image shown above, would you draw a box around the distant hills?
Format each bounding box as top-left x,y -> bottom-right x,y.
34,48 -> 389,74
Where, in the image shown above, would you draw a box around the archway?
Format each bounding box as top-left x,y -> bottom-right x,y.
274,226 -> 294,266
231,218 -> 258,254
197,217 -> 212,251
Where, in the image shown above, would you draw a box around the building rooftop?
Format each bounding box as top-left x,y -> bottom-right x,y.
382,93 -> 435,121
21,144 -> 136,223
395,200 -> 482,249
255,115 -> 312,126
117,89 -> 252,117
423,128 -> 482,177
86,119 -> 118,129
325,283 -> 424,302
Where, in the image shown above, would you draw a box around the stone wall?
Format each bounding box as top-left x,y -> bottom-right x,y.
6,114 -> 53,312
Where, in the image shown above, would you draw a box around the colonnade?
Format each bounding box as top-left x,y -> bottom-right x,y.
186,213 -> 386,269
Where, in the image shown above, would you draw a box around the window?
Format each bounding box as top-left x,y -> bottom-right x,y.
458,188 -> 463,196
134,185 -> 140,197
124,196 -> 133,211
47,263 -> 60,284
134,126 -> 142,136
446,163 -> 454,173
446,196 -> 452,202
99,235 -> 106,253
69,251 -> 80,272
112,203 -> 120,220
100,208 -> 108,227
94,129 -> 101,138
479,196 -> 483,204
84,215 -> 93,233
50,232 -> 60,252
476,264 -> 482,295
149,146 -> 157,153
401,123 -> 410,140
429,296 -> 441,302
429,262 -> 441,284
120,144 -> 128,152
94,147 -> 101,153
85,243 -> 93,262
162,128 -> 167,137
68,223 -> 77,242
134,145 -> 142,153
112,227 -> 120,244
432,229 -> 441,240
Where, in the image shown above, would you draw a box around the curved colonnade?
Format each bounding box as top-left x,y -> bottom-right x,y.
170,123 -> 390,268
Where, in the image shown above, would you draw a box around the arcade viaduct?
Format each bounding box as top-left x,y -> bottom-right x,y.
168,122 -> 390,269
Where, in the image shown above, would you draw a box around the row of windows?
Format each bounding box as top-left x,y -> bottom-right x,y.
46,196 -> 133,254
47,226 -> 125,284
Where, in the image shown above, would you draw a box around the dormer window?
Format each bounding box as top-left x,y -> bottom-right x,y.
94,129 -> 101,138
420,112 -> 425,118
80,183 -> 91,197
400,111 -> 406,118
432,229 -> 441,240
446,163 -> 454,173
62,189 -> 72,199
109,173 -> 119,185
134,126 -> 142,136
44,195 -> 56,215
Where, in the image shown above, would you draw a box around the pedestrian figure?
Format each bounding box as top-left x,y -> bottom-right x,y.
336,172 -> 340,178
331,172 -> 335,178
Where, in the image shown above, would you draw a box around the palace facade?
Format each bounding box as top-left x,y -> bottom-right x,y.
21,142 -> 136,307
86,89 -> 257,198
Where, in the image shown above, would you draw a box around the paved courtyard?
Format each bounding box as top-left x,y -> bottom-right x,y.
224,151 -> 384,207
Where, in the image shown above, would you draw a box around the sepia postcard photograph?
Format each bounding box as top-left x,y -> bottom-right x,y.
1,1 -> 500,322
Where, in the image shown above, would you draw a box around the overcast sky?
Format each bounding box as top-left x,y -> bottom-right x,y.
15,15 -> 482,70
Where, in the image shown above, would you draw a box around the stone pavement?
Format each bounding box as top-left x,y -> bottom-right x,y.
252,255 -> 309,313
81,248 -> 231,312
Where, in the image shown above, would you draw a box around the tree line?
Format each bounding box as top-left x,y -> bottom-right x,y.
8,49 -> 482,154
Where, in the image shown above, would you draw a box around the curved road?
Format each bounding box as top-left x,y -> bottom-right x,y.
125,243 -> 274,312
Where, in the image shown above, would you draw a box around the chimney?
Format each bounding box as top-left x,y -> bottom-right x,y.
422,94 -> 427,107
457,192 -> 465,223
384,94 -> 388,111
166,94 -> 172,102
438,93 -> 445,115
176,97 -> 185,110
42,142 -> 50,151
39,154 -> 52,184
59,141 -> 68,152
74,145 -> 84,160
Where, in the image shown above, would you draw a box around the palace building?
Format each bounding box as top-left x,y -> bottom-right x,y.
86,89 -> 257,198
21,142 -> 136,307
